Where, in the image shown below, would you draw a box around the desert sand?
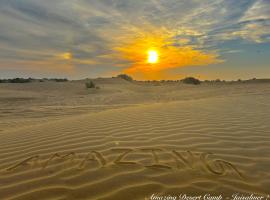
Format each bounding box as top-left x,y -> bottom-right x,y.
0,78 -> 269,199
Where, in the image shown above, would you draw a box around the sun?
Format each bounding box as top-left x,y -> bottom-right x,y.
147,50 -> 158,64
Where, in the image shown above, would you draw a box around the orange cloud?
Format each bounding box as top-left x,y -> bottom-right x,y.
115,32 -> 222,80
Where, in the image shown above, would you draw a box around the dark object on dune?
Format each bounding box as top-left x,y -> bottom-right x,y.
182,77 -> 201,85
85,80 -> 96,89
117,74 -> 133,81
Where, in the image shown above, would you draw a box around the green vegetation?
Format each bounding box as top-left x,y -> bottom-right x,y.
0,78 -> 68,83
48,78 -> 68,82
85,80 -> 97,89
181,77 -> 201,85
0,78 -> 32,83
117,74 -> 133,81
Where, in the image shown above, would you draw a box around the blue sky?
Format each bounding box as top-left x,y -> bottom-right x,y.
0,0 -> 269,80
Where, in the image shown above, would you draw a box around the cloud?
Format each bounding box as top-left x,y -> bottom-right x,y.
241,0 -> 270,21
0,0 -> 269,78
115,31 -> 222,80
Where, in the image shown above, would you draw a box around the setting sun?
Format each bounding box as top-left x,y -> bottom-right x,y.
147,50 -> 158,64
117,32 -> 221,80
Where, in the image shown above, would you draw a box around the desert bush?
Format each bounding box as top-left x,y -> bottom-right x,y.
117,74 -> 133,81
52,78 -> 68,82
0,78 -> 69,83
182,77 -> 201,85
85,80 -> 96,89
7,78 -> 32,83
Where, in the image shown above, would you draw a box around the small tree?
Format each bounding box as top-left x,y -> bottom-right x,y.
117,74 -> 133,81
182,77 -> 201,85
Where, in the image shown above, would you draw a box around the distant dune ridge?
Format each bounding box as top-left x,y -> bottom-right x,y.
0,77 -> 270,199
1,76 -> 270,84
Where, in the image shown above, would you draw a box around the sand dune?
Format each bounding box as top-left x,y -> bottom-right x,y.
0,80 -> 270,199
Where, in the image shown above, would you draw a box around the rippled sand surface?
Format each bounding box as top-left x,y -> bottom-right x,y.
0,80 -> 269,199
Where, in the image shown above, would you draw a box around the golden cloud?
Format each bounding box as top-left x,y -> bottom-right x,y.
115,32 -> 223,80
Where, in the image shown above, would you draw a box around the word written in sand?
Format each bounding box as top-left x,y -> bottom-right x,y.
4,148 -> 243,178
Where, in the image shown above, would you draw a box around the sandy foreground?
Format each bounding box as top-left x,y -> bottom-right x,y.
0,78 -> 269,200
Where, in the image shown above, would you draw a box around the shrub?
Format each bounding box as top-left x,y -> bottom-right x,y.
9,78 -> 32,83
85,80 -> 96,89
181,77 -> 201,85
117,74 -> 133,81
0,78 -> 68,83
53,78 -> 68,82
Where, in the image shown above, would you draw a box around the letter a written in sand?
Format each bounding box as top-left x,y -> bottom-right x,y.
78,151 -> 107,169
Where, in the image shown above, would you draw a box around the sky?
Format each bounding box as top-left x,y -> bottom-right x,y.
0,0 -> 269,80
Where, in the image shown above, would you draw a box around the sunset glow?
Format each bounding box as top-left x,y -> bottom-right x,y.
0,0 -> 269,80
116,32 -> 222,80
61,52 -> 72,60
